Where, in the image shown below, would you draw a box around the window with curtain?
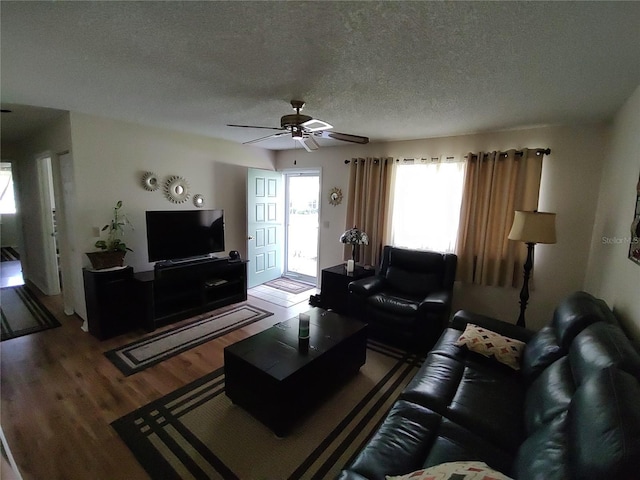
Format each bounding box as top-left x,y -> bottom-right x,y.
0,163 -> 16,214
390,159 -> 466,253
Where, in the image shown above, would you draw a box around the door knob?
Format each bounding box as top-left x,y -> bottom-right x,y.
247,235 -> 254,240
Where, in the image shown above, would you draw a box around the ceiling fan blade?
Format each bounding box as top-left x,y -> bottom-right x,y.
294,135 -> 320,152
243,131 -> 290,145
227,124 -> 284,131
317,131 -> 370,144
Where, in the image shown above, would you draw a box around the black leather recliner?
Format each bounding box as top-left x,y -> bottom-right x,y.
348,246 -> 457,351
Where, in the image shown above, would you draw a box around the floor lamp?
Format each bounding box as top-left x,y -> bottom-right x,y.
508,211 -> 557,328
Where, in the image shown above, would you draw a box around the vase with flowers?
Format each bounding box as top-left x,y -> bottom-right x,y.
86,200 -> 133,270
340,226 -> 369,265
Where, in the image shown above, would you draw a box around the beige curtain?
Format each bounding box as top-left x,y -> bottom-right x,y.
456,148 -> 544,287
344,157 -> 394,266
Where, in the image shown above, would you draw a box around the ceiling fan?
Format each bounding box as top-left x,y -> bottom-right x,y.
227,100 -> 369,152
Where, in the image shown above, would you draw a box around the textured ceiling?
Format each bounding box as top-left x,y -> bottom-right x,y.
1,1 -> 639,149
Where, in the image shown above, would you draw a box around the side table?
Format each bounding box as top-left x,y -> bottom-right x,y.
320,263 -> 375,314
83,266 -> 135,340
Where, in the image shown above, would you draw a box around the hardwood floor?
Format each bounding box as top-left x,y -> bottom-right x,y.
0,282 -> 316,480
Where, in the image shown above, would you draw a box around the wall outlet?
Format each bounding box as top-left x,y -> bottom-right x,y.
92,226 -> 101,237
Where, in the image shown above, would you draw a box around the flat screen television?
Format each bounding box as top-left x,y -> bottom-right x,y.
145,209 -> 225,263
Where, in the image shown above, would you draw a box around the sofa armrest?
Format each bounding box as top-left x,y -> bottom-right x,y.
451,310 -> 535,343
349,276 -> 385,296
418,290 -> 451,313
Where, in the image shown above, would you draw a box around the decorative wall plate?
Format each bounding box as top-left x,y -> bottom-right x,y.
329,187 -> 343,206
141,171 -> 159,191
164,175 -> 190,204
193,194 -> 204,208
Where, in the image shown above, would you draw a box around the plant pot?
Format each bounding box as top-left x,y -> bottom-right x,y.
86,251 -> 126,270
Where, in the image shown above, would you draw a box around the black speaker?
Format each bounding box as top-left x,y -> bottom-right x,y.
229,250 -> 240,261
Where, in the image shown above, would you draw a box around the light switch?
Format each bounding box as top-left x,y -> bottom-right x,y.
92,226 -> 101,237
323,221 -> 330,228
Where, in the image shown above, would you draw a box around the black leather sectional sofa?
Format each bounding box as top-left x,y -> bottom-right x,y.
338,291 -> 640,479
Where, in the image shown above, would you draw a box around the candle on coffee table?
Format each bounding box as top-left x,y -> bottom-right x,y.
298,313 -> 310,339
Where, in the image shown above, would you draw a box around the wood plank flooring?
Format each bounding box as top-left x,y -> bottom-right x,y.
0,283 -> 316,480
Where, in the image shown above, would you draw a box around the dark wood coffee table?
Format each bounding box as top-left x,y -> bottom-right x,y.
224,308 -> 367,436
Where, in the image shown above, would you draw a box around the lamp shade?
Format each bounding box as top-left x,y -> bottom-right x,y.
508,211 -> 557,244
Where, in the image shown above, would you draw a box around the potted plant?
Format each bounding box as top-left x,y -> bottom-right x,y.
86,200 -> 133,270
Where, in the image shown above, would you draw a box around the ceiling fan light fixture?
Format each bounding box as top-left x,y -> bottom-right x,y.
302,118 -> 333,132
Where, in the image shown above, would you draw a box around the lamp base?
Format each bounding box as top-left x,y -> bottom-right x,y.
516,243 -> 535,328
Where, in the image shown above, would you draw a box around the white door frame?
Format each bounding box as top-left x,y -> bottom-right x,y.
51,152 -> 78,315
35,154 -> 61,295
282,168 -> 321,284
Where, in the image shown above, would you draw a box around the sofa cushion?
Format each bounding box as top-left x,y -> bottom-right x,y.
401,353 -> 466,412
386,461 -> 513,480
521,326 -> 564,382
421,417 -> 515,476
569,322 -> 640,384
524,356 -> 574,434
402,343 -> 526,454
367,293 -> 419,319
569,367 -> 640,479
345,400 -> 442,480
455,324 -> 525,370
386,266 -> 440,297
514,412 -> 569,480
552,291 -> 617,349
446,363 -> 526,453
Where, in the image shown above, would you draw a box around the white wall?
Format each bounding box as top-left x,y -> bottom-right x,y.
585,85 -> 640,341
276,124 -> 609,331
67,112 -> 275,319
10,113 -> 72,293
0,214 -> 19,246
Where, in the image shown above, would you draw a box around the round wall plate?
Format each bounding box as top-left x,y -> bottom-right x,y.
164,175 -> 190,203
329,187 -> 343,206
193,194 -> 204,208
141,171 -> 159,191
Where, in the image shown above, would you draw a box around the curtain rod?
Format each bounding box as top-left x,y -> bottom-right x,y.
344,148 -> 550,164
465,148 -> 551,160
343,158 -> 393,164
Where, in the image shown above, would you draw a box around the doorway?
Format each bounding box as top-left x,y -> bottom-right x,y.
284,170 -> 320,285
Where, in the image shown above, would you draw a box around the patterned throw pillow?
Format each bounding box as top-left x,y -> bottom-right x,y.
386,461 -> 513,480
455,323 -> 526,370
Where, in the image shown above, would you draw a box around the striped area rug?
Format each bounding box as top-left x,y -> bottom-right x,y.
264,277 -> 314,294
112,340 -> 423,479
105,304 -> 273,376
0,285 -> 61,341
0,247 -> 20,262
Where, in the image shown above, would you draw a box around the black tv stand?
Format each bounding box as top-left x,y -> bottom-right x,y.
134,257 -> 248,331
